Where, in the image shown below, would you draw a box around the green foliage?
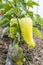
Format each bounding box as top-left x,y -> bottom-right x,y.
0,18 -> 10,26
0,2 -> 4,9
0,0 -> 2,2
25,1 -> 39,8
33,27 -> 42,38
27,11 -> 33,19
0,0 -> 39,19
33,14 -> 43,29
1,26 -> 9,38
4,7 -> 19,16
36,14 -> 43,25
4,2 -> 11,13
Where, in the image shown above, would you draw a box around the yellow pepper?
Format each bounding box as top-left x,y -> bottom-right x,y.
10,18 -> 18,39
19,17 -> 36,48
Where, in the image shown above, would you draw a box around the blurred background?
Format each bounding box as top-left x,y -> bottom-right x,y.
33,0 -> 43,18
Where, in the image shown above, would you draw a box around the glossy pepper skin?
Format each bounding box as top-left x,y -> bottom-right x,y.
19,17 -> 36,48
10,18 -> 18,39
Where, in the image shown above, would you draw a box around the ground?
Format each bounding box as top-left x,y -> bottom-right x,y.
0,27 -> 43,65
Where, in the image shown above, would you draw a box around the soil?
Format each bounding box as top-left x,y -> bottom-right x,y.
0,27 -> 10,65
0,27 -> 43,65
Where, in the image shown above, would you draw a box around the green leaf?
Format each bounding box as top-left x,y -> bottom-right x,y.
3,7 -> 19,17
27,11 -> 33,19
24,0 -> 29,3
33,17 -> 37,24
0,18 -> 9,26
0,2 -> 4,9
1,26 -> 10,38
5,8 -> 15,15
26,1 -> 33,8
41,18 -> 43,25
33,27 -> 42,38
36,14 -> 43,25
30,0 -> 32,2
32,1 -> 39,6
25,1 -> 39,8
0,0 -> 2,2
4,2 -> 11,13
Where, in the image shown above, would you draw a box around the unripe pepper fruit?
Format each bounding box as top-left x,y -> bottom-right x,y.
10,18 -> 18,39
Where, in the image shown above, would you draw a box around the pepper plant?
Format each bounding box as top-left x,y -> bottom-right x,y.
0,0 -> 43,65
